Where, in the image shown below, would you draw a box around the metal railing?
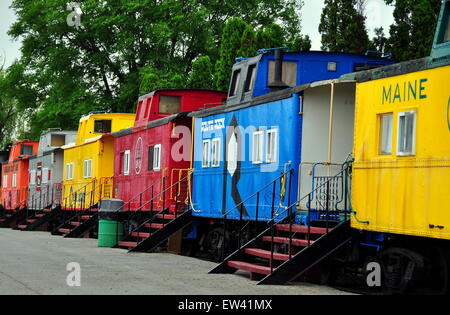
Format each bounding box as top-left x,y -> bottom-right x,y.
114,171 -> 193,246
263,161 -> 352,273
218,168 -> 294,260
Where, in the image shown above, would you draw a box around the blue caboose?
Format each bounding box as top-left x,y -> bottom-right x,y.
190,50 -> 394,228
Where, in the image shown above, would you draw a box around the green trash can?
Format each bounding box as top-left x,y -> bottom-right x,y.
98,220 -> 123,247
98,199 -> 124,247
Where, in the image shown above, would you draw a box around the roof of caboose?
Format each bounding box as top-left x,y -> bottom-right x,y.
224,50 -> 394,108
133,89 -> 227,129
6,140 -> 39,163
74,112 -> 135,146
34,129 -> 78,157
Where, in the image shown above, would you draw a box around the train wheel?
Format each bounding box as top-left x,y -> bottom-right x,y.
204,227 -> 230,262
379,247 -> 426,295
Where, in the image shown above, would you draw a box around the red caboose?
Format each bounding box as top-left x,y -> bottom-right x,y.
1,140 -> 39,210
113,89 -> 227,213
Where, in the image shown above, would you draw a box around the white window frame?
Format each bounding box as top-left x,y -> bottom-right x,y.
379,113 -> 393,155
83,159 -> 93,178
65,163 -> 73,180
12,173 -> 17,188
202,140 -> 211,168
123,150 -> 130,175
396,111 -> 417,157
153,144 -> 161,171
42,167 -> 49,184
252,131 -> 264,164
266,129 -> 278,163
327,62 -> 337,72
3,175 -> 8,188
211,138 -> 221,167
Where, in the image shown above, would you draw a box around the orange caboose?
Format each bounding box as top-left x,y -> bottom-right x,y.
1,140 -> 39,210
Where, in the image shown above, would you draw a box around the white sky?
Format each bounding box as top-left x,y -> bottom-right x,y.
0,0 -> 395,67
303,0 -> 395,50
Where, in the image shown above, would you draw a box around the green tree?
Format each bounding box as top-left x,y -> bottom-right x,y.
371,27 -> 388,53
187,56 -> 214,90
384,0 -> 441,61
214,18 -> 250,91
8,0 -> 304,138
319,0 -> 371,54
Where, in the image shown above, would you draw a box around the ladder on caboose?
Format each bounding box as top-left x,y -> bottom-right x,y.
209,162 -> 354,285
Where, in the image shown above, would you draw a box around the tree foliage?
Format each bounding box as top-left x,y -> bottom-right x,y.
384,0 -> 441,61
7,0 -> 305,139
319,0 -> 370,54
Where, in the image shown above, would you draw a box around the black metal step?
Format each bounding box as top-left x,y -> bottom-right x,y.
257,220 -> 353,285
21,207 -> 61,231
0,209 -> 27,228
63,213 -> 99,238
129,210 -> 193,253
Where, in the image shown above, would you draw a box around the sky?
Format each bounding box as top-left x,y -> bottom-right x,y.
0,0 -> 395,68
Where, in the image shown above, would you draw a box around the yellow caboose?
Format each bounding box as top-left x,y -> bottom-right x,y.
352,20 -> 450,241
61,112 -> 135,210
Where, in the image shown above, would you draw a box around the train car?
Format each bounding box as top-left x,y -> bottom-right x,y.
209,1 -> 450,293
0,144 -> 11,212
112,89 -> 227,250
188,50 -> 394,259
27,130 -> 77,211
345,0 -> 450,294
54,112 -> 135,237
1,140 -> 39,211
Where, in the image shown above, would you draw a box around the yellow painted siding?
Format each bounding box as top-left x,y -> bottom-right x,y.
62,113 -> 134,209
352,65 -> 450,240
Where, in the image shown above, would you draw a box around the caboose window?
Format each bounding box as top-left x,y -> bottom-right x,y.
212,138 -> 221,167
445,10 -> 450,42
123,151 -> 130,175
12,174 -> 17,188
327,62 -> 337,72
439,2 -> 450,43
397,111 -> 417,156
266,129 -> 278,163
94,119 -> 112,133
244,64 -> 257,93
153,145 -> 161,171
268,61 -> 297,87
2,175 -> 7,188
252,131 -> 264,164
159,96 -> 181,115
21,144 -> 33,156
379,114 -> 393,155
148,146 -> 154,171
229,70 -> 241,97
83,159 -> 93,178
202,140 -> 211,168
65,163 -> 73,180
51,135 -> 66,147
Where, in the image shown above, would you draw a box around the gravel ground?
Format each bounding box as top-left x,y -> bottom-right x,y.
0,228 -> 351,295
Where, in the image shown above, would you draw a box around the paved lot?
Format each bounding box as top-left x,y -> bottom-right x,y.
0,229 -> 350,295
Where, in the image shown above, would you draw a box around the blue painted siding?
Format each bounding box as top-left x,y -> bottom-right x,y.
192,94 -> 301,221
